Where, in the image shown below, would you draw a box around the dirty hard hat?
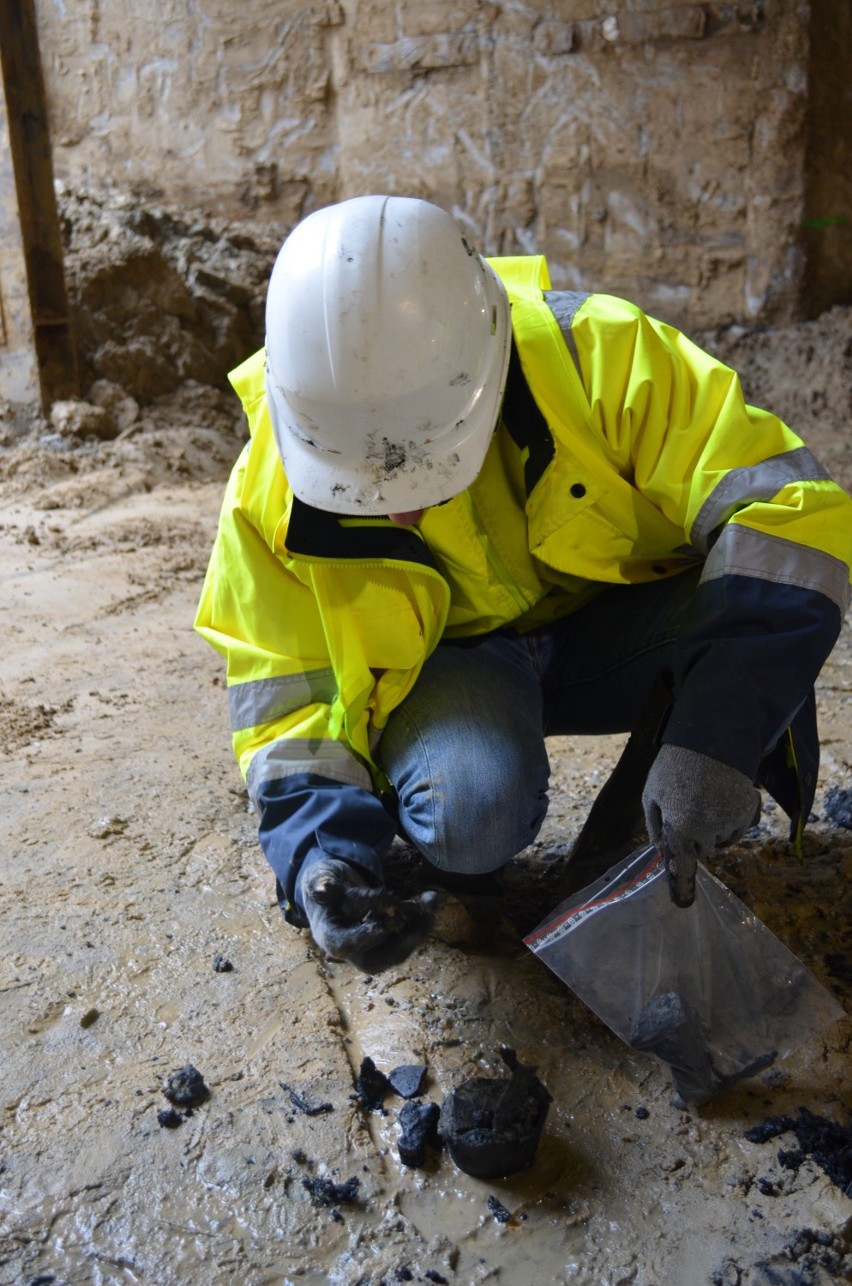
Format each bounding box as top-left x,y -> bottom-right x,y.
264,194 -> 512,514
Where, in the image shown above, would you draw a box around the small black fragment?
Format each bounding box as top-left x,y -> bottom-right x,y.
397,1100 -> 441,1167
395,1269 -> 414,1282
757,1177 -> 778,1196
280,1081 -> 334,1116
388,1063 -> 428,1099
163,1064 -> 209,1108
330,1208 -> 344,1223
302,1174 -> 360,1207
635,1107 -> 650,1120
424,1273 -> 448,1285
745,1117 -> 788,1145
487,1194 -> 512,1223
824,785 -> 852,829
157,1107 -> 183,1129
212,954 -> 234,972
291,1147 -> 308,1165
355,1056 -> 391,1110
28,1277 -> 57,1286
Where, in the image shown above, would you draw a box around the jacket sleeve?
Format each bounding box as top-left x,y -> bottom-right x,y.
573,295 -> 852,781
194,439 -> 395,925
257,773 -> 395,926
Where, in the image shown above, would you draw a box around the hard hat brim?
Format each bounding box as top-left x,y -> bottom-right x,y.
266,268 -> 513,516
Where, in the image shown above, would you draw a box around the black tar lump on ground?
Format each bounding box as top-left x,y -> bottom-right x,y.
745,1106 -> 852,1195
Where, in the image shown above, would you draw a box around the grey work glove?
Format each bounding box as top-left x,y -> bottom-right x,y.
297,855 -> 438,973
642,745 -> 762,909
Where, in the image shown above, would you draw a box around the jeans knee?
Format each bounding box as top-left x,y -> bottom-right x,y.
396,770 -> 549,875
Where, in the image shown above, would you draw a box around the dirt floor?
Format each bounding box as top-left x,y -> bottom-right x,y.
0,192 -> 850,1285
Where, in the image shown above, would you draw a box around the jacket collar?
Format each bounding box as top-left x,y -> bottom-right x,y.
285,497 -> 438,568
283,339 -> 553,560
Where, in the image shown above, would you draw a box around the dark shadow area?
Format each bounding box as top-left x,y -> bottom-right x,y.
802,0 -> 852,316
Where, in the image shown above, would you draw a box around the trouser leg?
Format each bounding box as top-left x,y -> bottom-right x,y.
540,567 -> 703,884
378,632 -> 550,874
539,567 -> 702,735
378,567 -> 702,876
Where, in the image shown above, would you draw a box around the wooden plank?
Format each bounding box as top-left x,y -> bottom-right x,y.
0,0 -> 78,404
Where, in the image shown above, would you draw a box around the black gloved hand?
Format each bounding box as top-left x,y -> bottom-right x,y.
297,855 -> 438,973
642,745 -> 761,909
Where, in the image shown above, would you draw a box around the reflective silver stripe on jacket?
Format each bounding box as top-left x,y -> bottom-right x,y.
228,668 -> 337,732
246,736 -> 371,810
544,290 -> 591,388
700,523 -> 851,615
691,447 -> 833,554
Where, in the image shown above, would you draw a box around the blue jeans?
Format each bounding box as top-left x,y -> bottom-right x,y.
378,569 -> 701,874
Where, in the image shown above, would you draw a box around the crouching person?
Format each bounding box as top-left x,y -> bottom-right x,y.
195,195 -> 852,970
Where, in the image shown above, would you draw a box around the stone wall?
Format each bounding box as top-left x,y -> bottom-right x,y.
31,0 -> 850,329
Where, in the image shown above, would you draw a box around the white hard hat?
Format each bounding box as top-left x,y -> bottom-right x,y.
264,194 -> 512,514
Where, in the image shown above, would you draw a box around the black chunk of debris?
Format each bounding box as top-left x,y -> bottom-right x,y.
744,1107 -> 852,1194
163,1064 -> 209,1108
280,1081 -> 334,1116
389,1063 -> 428,1099
439,1047 -> 551,1178
157,1107 -> 183,1129
629,991 -> 715,1102
212,953 -> 234,972
635,1107 -> 650,1120
630,990 -> 776,1103
395,1269 -> 414,1282
354,1056 -> 391,1110
397,1100 -> 441,1168
824,785 -> 852,829
746,1118 -> 788,1145
302,1174 -> 360,1207
424,1272 -> 448,1285
487,1194 -> 512,1223
330,1208 -> 344,1223
757,1177 -> 778,1196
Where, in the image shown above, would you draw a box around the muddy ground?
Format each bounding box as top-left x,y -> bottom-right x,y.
0,192 -> 850,1285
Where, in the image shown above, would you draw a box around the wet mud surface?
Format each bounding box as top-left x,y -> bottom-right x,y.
0,191 -> 850,1284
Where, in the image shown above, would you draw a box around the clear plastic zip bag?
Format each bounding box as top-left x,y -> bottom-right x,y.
524,844 -> 844,1105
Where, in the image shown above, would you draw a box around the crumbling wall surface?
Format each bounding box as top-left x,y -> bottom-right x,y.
37,0 -> 342,227
36,0 -> 814,328
336,0 -> 810,327
58,187 -> 280,401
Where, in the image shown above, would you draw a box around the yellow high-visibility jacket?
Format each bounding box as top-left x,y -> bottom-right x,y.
195,255 -> 852,921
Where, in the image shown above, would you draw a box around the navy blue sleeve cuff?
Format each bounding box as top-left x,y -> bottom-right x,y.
256,772 -> 396,926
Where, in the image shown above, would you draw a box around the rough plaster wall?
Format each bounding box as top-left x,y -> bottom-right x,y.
36,0 -> 811,329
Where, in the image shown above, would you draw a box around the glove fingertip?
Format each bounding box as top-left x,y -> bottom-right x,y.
668,879 -> 695,909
